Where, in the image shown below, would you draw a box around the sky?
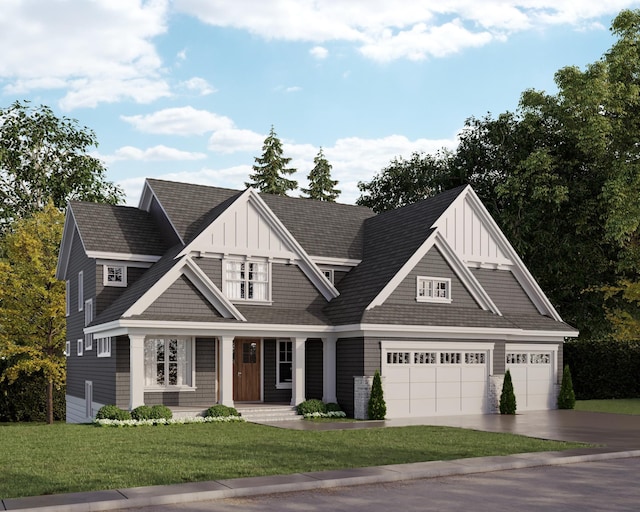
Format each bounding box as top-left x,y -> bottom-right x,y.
1,0 -> 640,206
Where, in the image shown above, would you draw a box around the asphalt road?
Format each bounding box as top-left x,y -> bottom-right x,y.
127,456 -> 640,512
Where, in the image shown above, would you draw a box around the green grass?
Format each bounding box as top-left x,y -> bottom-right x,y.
0,422 -> 584,499
575,398 -> 640,415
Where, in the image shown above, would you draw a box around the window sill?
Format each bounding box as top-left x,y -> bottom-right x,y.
275,383 -> 292,390
144,386 -> 197,392
229,299 -> 273,306
416,297 -> 452,304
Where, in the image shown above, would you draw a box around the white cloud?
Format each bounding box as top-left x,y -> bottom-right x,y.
310,46 -> 329,59
122,106 -> 234,135
0,0 -> 169,109
174,0 -> 635,62
208,128 -> 266,154
285,86 -> 302,93
179,77 -> 217,95
105,145 -> 206,162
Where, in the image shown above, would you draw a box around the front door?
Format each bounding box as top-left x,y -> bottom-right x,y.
234,338 -> 261,401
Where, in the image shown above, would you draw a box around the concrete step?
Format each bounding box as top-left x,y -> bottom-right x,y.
236,405 -> 303,423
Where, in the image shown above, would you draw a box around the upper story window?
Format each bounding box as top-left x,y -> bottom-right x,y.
78,271 -> 84,311
416,276 -> 451,303
84,299 -> 93,350
104,265 -> 127,287
224,260 -> 269,302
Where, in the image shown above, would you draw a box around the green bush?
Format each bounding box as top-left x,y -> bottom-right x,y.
499,370 -> 517,415
131,405 -> 154,420
557,365 -> 576,409
297,399 -> 326,415
204,404 -> 240,417
325,402 -> 343,413
564,339 -> 640,399
367,370 -> 386,420
149,405 -> 172,420
95,405 -> 131,421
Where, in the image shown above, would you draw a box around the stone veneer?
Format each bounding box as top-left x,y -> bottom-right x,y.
353,375 -> 374,420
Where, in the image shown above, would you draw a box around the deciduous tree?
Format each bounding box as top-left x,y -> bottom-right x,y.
0,203 -> 66,424
246,125 -> 297,195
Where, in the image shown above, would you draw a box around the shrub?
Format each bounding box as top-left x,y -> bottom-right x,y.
325,402 -> 343,413
367,370 -> 386,420
149,405 -> 172,420
499,370 -> 517,415
95,405 -> 131,421
297,399 -> 326,416
131,405 -> 154,420
557,365 -> 576,409
204,404 -> 240,417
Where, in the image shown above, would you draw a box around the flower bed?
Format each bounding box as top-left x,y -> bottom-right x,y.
95,415 -> 245,427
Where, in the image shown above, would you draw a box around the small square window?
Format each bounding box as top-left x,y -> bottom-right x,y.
322,269 -> 334,283
104,265 -> 127,287
416,276 -> 451,303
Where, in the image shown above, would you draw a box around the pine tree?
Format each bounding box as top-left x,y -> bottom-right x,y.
557,365 -> 576,409
499,369 -> 517,415
301,147 -> 340,201
246,125 -> 297,195
367,370 -> 387,420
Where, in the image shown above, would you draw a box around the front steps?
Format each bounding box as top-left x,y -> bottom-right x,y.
235,404 -> 302,423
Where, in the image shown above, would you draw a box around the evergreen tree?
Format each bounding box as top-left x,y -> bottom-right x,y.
499,370 -> 517,415
367,370 -> 387,420
246,125 -> 297,195
301,147 -> 340,201
557,365 -> 576,409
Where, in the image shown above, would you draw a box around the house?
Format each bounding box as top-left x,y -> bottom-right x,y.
56,179 -> 578,423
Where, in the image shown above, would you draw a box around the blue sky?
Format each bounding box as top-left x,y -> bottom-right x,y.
1,1 -> 638,205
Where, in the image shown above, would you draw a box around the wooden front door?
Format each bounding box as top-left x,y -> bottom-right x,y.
234,338 -> 261,401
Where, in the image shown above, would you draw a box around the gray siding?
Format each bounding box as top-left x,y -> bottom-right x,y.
336,337 -> 379,417
472,269 -> 539,315
271,263 -> 326,310
141,275 -> 224,319
493,340 -> 505,375
305,339 -> 323,400
144,338 -> 216,407
95,265 -> 147,316
195,258 -> 222,287
115,336 -> 130,408
263,339 -> 292,403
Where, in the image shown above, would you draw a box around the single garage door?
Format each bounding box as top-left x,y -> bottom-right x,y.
382,344 -> 491,418
505,345 -> 557,411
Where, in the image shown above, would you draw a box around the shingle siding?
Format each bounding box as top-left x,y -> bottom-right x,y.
140,275 -> 223,319
95,265 -> 147,315
263,339 -> 292,402
472,268 -> 540,315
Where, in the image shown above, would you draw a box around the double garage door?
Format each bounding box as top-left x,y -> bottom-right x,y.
382,342 -> 491,418
506,345 -> 557,411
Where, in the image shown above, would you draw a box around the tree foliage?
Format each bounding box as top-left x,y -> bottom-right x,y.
0,100 -> 123,234
246,125 -> 297,195
356,10 -> 640,340
367,370 -> 386,420
499,370 -> 517,415
557,365 -> 576,409
0,202 -> 66,424
301,147 -> 340,201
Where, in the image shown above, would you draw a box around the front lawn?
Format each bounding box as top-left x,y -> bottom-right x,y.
575,398 -> 640,415
0,422 -> 584,499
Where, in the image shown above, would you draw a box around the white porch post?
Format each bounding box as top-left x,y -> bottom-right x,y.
291,337 -> 306,406
322,336 -> 337,404
219,336 -> 234,406
129,334 -> 145,410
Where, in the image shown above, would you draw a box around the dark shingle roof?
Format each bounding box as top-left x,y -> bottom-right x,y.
71,201 -> 167,256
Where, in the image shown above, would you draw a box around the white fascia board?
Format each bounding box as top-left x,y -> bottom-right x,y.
86,252 -> 162,263
311,256 -> 361,267
365,230 -> 501,315
183,258 -> 246,321
56,207 -> 85,280
381,340 -> 495,351
459,187 -> 564,322
138,179 -> 184,245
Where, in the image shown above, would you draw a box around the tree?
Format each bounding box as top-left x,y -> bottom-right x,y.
367,369 -> 386,420
300,147 -> 340,201
0,202 -> 66,424
499,370 -> 517,415
557,365 -> 576,409
246,125 -> 297,195
0,100 -> 123,234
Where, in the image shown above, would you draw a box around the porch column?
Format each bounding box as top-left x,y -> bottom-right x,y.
219,336 -> 234,406
291,337 -> 306,406
129,334 -> 145,410
322,336 -> 337,404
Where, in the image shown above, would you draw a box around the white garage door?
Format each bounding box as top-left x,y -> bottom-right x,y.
382,344 -> 491,418
505,346 -> 556,411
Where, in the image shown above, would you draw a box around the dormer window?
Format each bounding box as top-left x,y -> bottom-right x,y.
104,264 -> 127,287
322,269 -> 334,284
224,260 -> 270,302
416,276 -> 451,303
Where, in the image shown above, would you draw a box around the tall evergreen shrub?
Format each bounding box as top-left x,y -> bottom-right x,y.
368,370 -> 386,420
557,365 -> 576,409
499,370 -> 517,415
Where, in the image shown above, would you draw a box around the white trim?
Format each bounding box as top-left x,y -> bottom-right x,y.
222,257 -> 271,304
96,259 -> 154,269
138,179 -> 185,245
311,256 -> 361,267
143,336 -> 196,391
77,339 -> 83,357
65,340 -> 71,357
103,264 -> 127,287
65,280 -> 70,317
84,298 -> 93,350
78,271 -> 83,311
87,251 -> 162,263
97,336 -> 112,358
56,207 -> 85,280
416,276 -> 452,303
275,338 -> 293,389
320,269 -> 334,284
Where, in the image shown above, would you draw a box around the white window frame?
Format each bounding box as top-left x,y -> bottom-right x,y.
276,339 -> 293,389
321,269 -> 334,284
65,280 -> 70,317
103,264 -> 127,287
144,337 -> 195,390
84,298 -> 93,350
65,340 -> 71,357
416,276 -> 452,303
223,259 -> 271,303
97,337 -> 112,358
77,339 -> 83,357
78,271 -> 84,311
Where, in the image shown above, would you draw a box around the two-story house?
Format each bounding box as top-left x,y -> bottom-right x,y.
56,179 -> 577,423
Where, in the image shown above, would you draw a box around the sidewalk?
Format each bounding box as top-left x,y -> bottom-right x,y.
3,410 -> 640,512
